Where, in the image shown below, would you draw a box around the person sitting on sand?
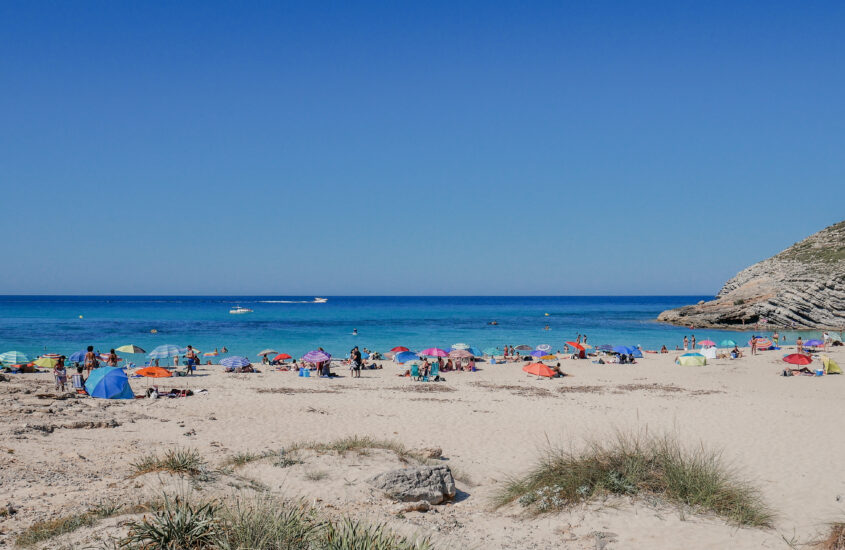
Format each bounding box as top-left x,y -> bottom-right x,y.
54,356 -> 67,391
731,346 -> 743,359
660,345 -> 668,354
552,362 -> 566,377
71,365 -> 85,393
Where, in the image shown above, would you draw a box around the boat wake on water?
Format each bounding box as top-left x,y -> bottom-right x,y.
259,297 -> 328,304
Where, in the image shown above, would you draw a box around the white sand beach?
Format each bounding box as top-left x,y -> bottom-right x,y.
2,346 -> 844,549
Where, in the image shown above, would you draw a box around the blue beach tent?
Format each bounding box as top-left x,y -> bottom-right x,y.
85,367 -> 134,399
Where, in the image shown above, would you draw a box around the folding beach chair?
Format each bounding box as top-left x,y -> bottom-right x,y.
428,362 -> 440,381
410,364 -> 421,381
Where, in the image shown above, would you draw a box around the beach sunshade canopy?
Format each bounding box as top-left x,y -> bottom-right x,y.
483,347 -> 500,356
677,355 -> 706,366
390,346 -> 410,353
116,345 -> 146,354
718,339 -> 737,348
612,345 -> 634,355
513,345 -> 533,351
34,356 -> 59,368
523,362 -> 556,378
221,356 -> 251,368
136,367 -> 173,378
783,353 -> 812,366
535,344 -> 552,352
530,349 -> 546,358
451,343 -> 470,350
302,350 -> 331,363
750,338 -> 773,348
804,339 -> 824,347
257,349 -> 277,356
273,353 -> 292,362
449,349 -> 473,358
467,347 -> 483,357
0,351 -> 29,364
698,340 -> 716,347
566,341 -> 585,351
85,367 -> 134,399
68,350 -> 87,362
421,348 -> 449,357
822,355 -> 842,374
540,354 -> 557,360
203,351 -> 218,357
394,351 -> 419,363
148,345 -> 183,359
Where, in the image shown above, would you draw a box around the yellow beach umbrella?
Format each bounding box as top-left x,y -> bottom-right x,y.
540,354 -> 558,361
116,345 -> 146,354
34,356 -> 59,368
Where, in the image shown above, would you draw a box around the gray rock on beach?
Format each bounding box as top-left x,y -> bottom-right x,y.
367,465 -> 456,504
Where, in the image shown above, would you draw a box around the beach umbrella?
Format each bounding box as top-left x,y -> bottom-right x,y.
612,346 -> 635,355
116,345 -> 146,354
535,344 -> 552,352
783,353 -> 812,366
530,350 -> 546,358
566,341 -> 585,352
68,350 -> 87,363
421,348 -> 449,357
302,350 -> 331,363
98,353 -> 122,363
804,339 -> 824,347
136,367 -> 173,378
698,340 -> 716,347
718,339 -> 737,348
451,343 -> 470,350
148,345 -> 182,359
273,353 -> 292,362
221,356 -> 251,368
85,367 -> 134,399
394,351 -> 420,363
449,349 -> 473,358
749,338 -> 773,349
0,351 -> 29,365
522,362 -> 556,378
203,351 -> 218,357
257,349 -> 277,356
681,352 -> 705,357
390,346 -> 410,353
34,356 -> 59,368
483,347 -> 500,356
466,347 -> 483,357
513,345 -> 533,351
540,354 -> 558,361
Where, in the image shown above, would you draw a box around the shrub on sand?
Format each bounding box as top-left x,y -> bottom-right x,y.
323,518 -> 433,550
121,495 -> 220,548
131,448 -> 207,477
495,432 -> 773,527
815,523 -> 845,550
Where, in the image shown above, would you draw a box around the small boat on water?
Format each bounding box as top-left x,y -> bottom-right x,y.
229,306 -> 253,314
313,297 -> 328,303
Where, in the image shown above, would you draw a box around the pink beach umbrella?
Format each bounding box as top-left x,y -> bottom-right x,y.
698,340 -> 716,347
449,349 -> 473,358
421,348 -> 449,357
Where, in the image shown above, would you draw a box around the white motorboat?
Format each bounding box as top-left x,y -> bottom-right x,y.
229,305 -> 253,314
313,297 -> 328,303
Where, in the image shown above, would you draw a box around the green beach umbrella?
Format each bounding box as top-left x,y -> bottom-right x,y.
718,339 -> 737,348
0,351 -> 30,365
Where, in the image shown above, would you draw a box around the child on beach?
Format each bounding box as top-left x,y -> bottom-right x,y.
71,366 -> 85,393
53,356 -> 67,391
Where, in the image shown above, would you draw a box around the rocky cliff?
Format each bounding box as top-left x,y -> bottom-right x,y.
657,220 -> 845,329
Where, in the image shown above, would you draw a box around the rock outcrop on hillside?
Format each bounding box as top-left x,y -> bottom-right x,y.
658,221 -> 845,329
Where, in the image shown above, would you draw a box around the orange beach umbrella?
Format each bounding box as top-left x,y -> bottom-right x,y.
136,367 -> 173,378
522,362 -> 556,378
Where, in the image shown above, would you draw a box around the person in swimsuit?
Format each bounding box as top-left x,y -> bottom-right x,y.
185,345 -> 197,374
84,346 -> 97,376
107,349 -> 118,367
54,356 -> 67,391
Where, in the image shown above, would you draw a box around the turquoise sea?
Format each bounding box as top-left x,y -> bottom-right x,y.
0,296 -> 828,362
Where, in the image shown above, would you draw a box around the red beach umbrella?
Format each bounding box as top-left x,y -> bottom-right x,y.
523,363 -> 557,378
783,354 -> 812,366
273,353 -> 292,362
566,341 -> 585,351
390,346 -> 410,353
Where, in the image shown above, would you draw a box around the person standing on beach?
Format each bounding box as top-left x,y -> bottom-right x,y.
823,331 -> 831,351
583,335 -> 588,345
351,346 -> 362,378
751,335 -> 757,355
797,336 -> 804,354
576,334 -> 581,344
773,331 -> 780,345
107,349 -> 118,367
683,336 -> 689,351
691,335 -> 696,349
84,346 -> 97,375
54,356 -> 67,391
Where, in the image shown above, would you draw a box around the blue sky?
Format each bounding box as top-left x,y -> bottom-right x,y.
1,1 -> 843,295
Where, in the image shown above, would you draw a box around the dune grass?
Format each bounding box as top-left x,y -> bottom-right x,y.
814,523 -> 845,549
119,493 -> 433,550
289,435 -> 425,464
494,432 -> 773,528
131,448 -> 207,477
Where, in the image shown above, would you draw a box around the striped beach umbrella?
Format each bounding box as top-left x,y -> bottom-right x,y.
116,345 -> 146,354
148,345 -> 183,359
535,344 -> 552,352
221,356 -> 251,368
449,349 -> 473,358
302,350 -> 331,363
0,351 -> 29,365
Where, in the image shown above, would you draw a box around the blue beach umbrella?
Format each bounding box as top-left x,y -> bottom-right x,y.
681,352 -> 705,357
467,347 -> 483,357
530,350 -> 546,358
85,367 -> 134,399
613,346 -> 635,355
69,350 -> 87,363
148,345 -> 183,360
221,356 -> 251,368
718,339 -> 737,348
394,351 -> 420,363
804,339 -> 824,347
631,348 -> 643,358
0,351 -> 29,364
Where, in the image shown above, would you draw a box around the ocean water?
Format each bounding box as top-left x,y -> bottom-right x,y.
0,296 -> 826,361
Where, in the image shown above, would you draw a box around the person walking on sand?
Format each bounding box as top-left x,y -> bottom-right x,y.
54,356 -> 67,391
683,336 -> 689,351
84,346 -> 97,376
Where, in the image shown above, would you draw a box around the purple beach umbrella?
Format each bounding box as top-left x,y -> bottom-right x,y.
302,350 -> 331,363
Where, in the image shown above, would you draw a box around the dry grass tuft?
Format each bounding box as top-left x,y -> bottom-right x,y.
814,523 -> 845,549
131,448 -> 208,477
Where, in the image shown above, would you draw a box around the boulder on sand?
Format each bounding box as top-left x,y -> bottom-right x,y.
367,465 -> 456,504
